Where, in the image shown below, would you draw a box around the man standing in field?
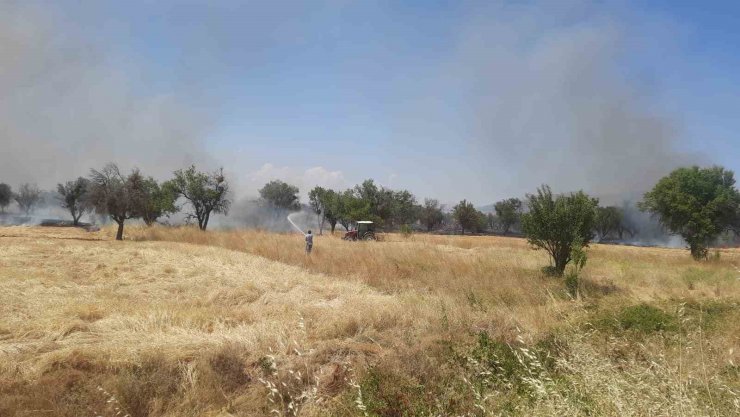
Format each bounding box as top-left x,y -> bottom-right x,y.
305,230 -> 313,254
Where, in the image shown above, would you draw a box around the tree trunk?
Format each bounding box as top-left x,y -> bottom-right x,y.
689,242 -> 708,260
555,259 -> 567,275
553,250 -> 569,275
201,212 -> 210,231
115,221 -> 124,241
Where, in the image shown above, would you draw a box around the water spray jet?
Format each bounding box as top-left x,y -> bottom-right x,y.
287,212 -> 304,234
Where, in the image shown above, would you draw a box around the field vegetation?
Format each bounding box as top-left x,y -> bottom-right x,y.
1,226 -> 739,416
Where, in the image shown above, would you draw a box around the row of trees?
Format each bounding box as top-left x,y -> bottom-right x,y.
4,164 -> 738,260
520,166 -> 740,278
301,180 -> 419,234
0,164 -> 231,240
0,183 -> 44,215
88,164 -> 230,239
1,174 -> 639,242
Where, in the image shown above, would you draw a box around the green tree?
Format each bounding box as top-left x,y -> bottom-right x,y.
390,189 -> 418,227
639,166 -> 740,259
259,180 -> 300,210
88,164 -> 146,240
487,212 -> 495,231
419,198 -> 444,232
494,198 -> 522,235
351,179 -> 418,228
167,165 -> 230,231
0,183 -> 12,213
594,206 -> 623,241
354,179 -> 391,226
14,183 -> 42,215
139,177 -> 178,226
338,189 -> 373,230
521,185 -> 598,275
57,177 -> 90,225
308,186 -> 327,235
452,199 -> 478,235
475,210 -> 489,233
321,189 -> 341,233
616,202 -> 638,240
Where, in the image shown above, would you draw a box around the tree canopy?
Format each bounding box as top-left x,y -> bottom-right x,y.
420,198 -> 445,232
88,164 -> 145,240
139,177 -> 178,226
308,186 -> 327,234
593,206 -> 623,242
453,199 -> 479,235
639,166 -> 740,259
14,183 -> 42,215
494,198 -> 522,235
521,185 -> 598,275
0,183 -> 12,213
57,177 -> 90,225
167,165 -> 230,231
344,179 -> 418,228
259,180 -> 300,211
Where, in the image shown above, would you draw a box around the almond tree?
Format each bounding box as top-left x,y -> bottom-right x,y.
88,163 -> 146,240
521,185 -> 598,275
420,198 -> 444,232
166,165 -> 230,231
308,186 -> 327,234
494,198 -> 522,235
57,177 -> 91,225
14,183 -> 42,215
0,183 -> 12,213
452,199 -> 478,235
139,176 -> 178,226
640,166 -> 740,259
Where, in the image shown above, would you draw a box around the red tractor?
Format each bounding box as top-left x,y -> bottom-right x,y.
343,221 -> 377,241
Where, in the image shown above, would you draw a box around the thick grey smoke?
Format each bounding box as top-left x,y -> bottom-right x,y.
0,3 -> 210,191
397,2 -> 703,202
468,6 -> 701,199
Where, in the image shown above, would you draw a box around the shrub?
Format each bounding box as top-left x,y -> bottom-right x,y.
399,224 -> 413,238
596,304 -> 678,334
521,185 -> 598,275
565,237 -> 588,298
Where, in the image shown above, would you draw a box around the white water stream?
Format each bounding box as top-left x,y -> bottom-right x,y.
287,212 -> 304,234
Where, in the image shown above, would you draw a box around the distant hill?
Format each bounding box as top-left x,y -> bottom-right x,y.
477,204 -> 495,214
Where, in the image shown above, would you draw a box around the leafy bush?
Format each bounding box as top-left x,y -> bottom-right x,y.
521,185 -> 598,275
565,237 -> 588,298
596,304 -> 678,334
399,224 -> 413,238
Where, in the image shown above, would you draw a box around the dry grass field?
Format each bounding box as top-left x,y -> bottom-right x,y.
1,225 -> 739,416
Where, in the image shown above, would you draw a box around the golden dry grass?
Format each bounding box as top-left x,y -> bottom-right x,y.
1,225 -> 739,416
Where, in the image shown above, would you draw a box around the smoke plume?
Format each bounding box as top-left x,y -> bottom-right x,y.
0,3 -> 210,190
396,2 -> 703,202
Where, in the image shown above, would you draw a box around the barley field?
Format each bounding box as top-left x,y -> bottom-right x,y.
1,226 -> 739,416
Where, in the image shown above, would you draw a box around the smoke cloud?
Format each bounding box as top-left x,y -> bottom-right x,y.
0,0 -> 714,239
0,3 -> 210,190
396,2 -> 703,203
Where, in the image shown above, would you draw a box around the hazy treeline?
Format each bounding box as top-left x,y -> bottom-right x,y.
0,163 -> 230,240
2,163 -> 739,252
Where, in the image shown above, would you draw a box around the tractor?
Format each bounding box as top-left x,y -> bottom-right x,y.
343,221 -> 377,241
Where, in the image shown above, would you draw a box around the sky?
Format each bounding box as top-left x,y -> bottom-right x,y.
1,0 -> 738,206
